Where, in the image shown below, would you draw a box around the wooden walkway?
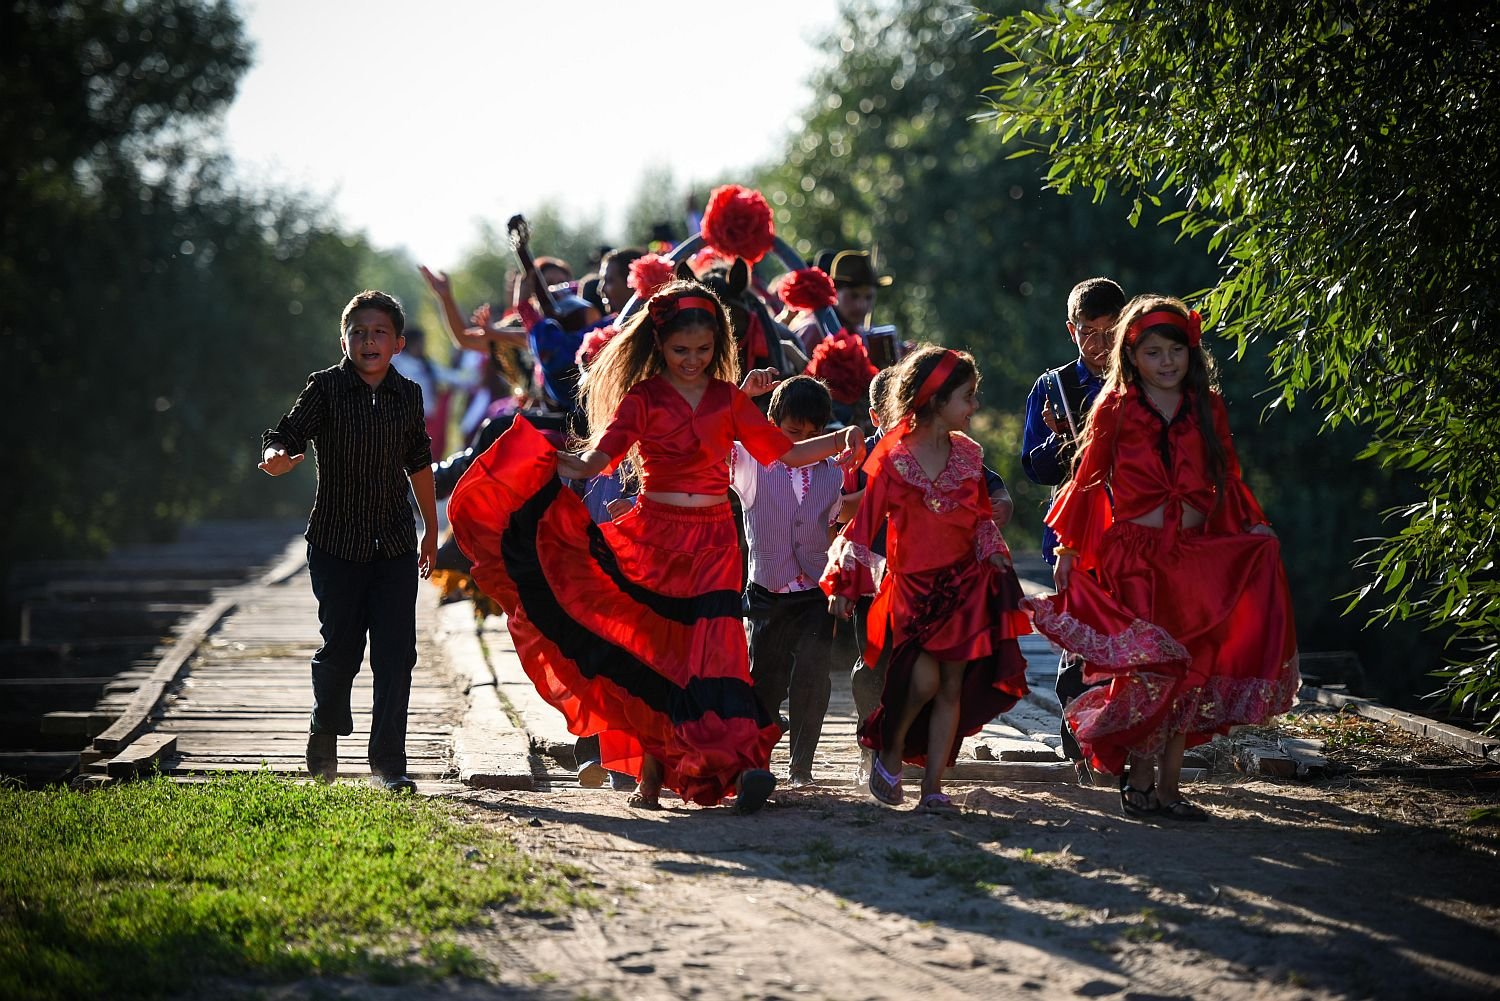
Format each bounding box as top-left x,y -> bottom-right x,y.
147,566 -> 463,783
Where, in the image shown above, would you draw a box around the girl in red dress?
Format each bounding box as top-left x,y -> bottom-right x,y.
823,347 -> 1031,813
447,280 -> 862,812
1023,295 -> 1299,821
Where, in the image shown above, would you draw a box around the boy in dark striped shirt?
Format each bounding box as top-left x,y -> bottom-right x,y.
261,290 -> 437,792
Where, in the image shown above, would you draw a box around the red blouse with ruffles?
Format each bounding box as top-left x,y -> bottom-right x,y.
823,433 -> 1004,595
1047,384 -> 1267,572
594,375 -> 791,494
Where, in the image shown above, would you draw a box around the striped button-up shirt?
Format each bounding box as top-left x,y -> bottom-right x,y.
263,359 -> 433,562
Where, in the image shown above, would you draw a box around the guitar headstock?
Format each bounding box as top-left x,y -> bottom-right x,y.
506,214 -> 531,252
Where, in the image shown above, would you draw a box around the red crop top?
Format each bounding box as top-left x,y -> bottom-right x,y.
595,376 -> 792,494
1047,385 -> 1268,572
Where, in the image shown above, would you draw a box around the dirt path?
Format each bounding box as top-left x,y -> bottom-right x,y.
353,773 -> 1500,1001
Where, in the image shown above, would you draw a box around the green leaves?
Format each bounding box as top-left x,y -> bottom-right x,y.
983,0 -> 1500,730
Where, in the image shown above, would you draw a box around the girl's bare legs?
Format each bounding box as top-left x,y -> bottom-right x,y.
920,660 -> 967,799
1155,733 -> 1188,803
632,753 -> 663,807
877,651 -> 940,781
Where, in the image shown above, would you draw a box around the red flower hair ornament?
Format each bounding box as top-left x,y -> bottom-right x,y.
700,184 -> 775,264
576,322 -> 621,368
779,267 -> 838,311
1126,308 -> 1203,348
627,253 -> 676,299
806,328 -> 879,405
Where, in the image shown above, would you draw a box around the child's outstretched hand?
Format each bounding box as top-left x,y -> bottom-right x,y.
833,426 -> 866,471
740,367 -> 780,397
418,265 -> 452,299
259,447 -> 305,476
828,594 -> 854,620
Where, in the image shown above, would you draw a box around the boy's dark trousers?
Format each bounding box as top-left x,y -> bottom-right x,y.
306,542 -> 417,777
849,594 -> 886,723
745,583 -> 835,780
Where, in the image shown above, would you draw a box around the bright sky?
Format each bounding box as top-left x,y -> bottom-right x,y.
222,0 -> 845,268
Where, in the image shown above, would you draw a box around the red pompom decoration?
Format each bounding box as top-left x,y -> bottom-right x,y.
687,246 -> 727,276
576,322 -> 621,368
779,267 -> 837,311
700,184 -> 775,264
627,253 -> 676,299
805,328 -> 879,405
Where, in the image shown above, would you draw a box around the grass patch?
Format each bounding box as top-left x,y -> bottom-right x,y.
0,771 -> 589,1000
784,836 -> 857,875
884,847 -> 1013,893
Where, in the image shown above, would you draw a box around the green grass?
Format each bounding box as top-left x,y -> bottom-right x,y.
884,847 -> 1014,893
0,771 -> 589,1000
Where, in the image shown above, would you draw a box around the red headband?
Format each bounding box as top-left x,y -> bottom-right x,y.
912,350 -> 961,412
649,293 -> 718,326
1126,309 -> 1202,347
861,350 -> 964,476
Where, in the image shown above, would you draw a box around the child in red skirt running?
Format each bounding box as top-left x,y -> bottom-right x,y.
1022,295 -> 1299,821
447,280 -> 862,813
823,347 -> 1031,814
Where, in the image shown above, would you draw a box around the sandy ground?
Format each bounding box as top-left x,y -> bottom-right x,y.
247,771 -> 1500,1001
220,595 -> 1500,1001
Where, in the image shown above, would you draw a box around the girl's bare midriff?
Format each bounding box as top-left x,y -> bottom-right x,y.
1127,501 -> 1206,530
643,491 -> 727,508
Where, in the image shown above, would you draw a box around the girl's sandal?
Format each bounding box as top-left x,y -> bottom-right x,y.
916,792 -> 959,814
627,786 -> 661,810
868,757 -> 905,806
1157,797 -> 1210,822
1119,770 -> 1159,817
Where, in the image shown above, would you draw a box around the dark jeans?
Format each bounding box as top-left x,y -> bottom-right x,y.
307,542 -> 418,776
849,593 -> 887,724
746,583 -> 835,778
1056,652 -> 1095,762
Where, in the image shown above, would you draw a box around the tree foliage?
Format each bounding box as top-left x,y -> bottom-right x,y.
983,0 -> 1500,725
0,1 -> 408,580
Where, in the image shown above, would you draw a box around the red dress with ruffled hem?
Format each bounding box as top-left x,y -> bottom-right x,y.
1020,386 -> 1299,775
447,378 -> 792,806
821,433 -> 1030,768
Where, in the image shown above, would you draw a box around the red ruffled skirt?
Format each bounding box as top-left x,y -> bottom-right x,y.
859,557 -> 1031,767
447,417 -> 780,805
1022,521 -> 1300,774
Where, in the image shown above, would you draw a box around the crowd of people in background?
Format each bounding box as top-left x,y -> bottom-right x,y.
262,190 -> 1299,819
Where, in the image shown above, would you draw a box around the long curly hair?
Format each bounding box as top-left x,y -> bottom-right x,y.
580,279 -> 740,452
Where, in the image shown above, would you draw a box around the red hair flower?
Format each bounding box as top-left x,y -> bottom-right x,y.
779,267 -> 837,311
700,184 -> 775,264
806,328 -> 879,405
688,246 -> 727,275
627,253 -> 676,299
576,322 -> 621,368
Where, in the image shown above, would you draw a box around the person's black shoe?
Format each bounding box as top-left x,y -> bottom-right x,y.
370,772 -> 417,794
734,768 -> 776,815
306,733 -> 338,783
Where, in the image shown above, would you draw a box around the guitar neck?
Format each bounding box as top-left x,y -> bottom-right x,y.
510,236 -> 561,319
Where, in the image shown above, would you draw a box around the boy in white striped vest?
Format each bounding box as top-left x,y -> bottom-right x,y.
731,376 -> 845,786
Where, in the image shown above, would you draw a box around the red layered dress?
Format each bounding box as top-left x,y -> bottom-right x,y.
447,376 -> 788,805
1022,384 -> 1300,774
821,432 -> 1031,767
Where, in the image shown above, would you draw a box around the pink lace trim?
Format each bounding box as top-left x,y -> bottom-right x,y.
1065,657 -> 1302,760
1020,594 -> 1190,671
975,519 -> 1006,562
889,433 -> 983,515
825,534 -> 886,588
